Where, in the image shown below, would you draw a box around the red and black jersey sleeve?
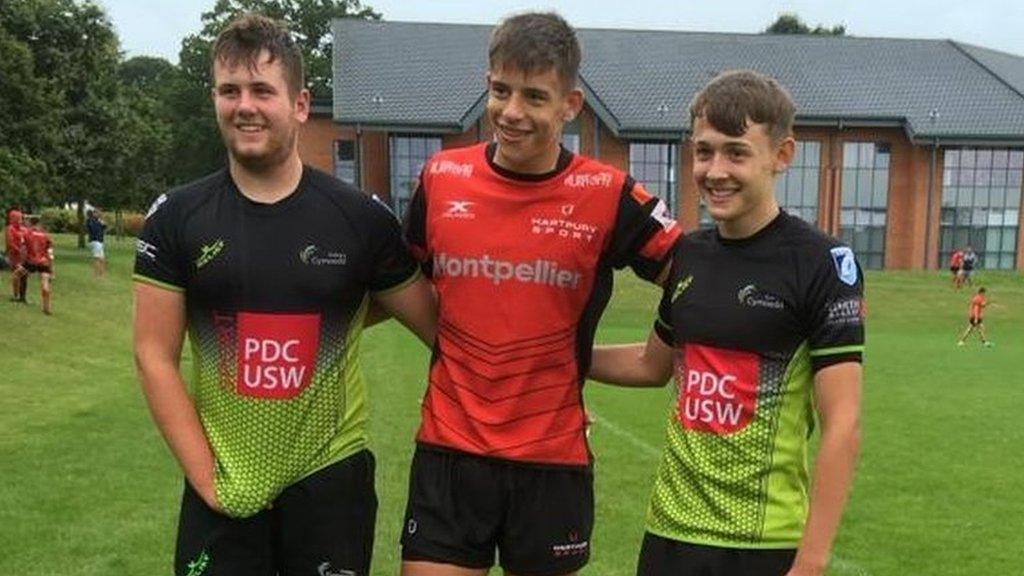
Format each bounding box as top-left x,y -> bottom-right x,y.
134,191 -> 188,291
803,244 -> 865,372
606,177 -> 682,282
402,180 -> 432,278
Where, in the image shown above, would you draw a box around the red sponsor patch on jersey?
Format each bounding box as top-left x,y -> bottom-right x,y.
675,344 -> 759,435
236,312 -> 320,399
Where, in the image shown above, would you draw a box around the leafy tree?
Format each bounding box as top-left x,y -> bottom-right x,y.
111,58 -> 177,212
0,21 -> 55,209
764,13 -> 846,36
1,0 -> 139,245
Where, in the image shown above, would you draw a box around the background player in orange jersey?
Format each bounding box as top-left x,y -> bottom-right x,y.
5,208 -> 29,302
957,287 -> 993,347
22,216 -> 54,315
948,248 -> 964,288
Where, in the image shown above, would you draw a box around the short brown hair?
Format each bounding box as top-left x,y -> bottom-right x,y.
211,12 -> 304,96
489,12 -> 580,91
689,70 -> 795,142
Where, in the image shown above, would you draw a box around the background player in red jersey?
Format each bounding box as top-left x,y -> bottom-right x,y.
948,248 -> 964,288
957,287 -> 993,347
23,216 -> 54,315
5,209 -> 29,302
401,11 -> 681,576
589,71 -> 863,576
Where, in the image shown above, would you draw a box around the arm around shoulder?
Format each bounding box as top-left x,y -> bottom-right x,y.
371,274 -> 437,347
589,329 -> 674,387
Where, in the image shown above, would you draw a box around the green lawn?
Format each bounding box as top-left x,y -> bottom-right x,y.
1,234 -> 1022,575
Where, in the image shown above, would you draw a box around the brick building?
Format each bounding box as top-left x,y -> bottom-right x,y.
296,20 -> 1024,270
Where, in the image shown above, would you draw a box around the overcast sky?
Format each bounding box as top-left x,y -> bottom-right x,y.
98,0 -> 1024,64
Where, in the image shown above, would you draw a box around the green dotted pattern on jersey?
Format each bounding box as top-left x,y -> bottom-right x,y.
188,297 -> 370,517
646,343 -> 813,548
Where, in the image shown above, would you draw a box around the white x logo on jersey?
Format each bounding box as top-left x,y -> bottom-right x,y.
446,201 -> 474,215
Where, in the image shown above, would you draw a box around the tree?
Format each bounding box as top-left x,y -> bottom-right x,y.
112,58 -> 177,212
0,21 -> 56,210
764,13 -> 846,36
1,0 -> 142,245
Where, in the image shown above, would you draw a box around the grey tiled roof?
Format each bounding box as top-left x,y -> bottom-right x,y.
954,42 -> 1024,100
332,20 -> 490,130
332,19 -> 1024,143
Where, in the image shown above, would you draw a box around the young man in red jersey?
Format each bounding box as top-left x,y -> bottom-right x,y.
400,12 -> 681,576
5,209 -> 29,302
948,248 -> 964,288
23,216 -> 54,315
957,287 -> 992,347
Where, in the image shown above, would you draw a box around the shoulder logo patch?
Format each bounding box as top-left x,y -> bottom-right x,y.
830,246 -> 858,286
146,193 -> 168,219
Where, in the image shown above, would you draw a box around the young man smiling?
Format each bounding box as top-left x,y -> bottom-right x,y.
590,70 -> 865,576
400,11 -> 681,576
133,13 -> 435,576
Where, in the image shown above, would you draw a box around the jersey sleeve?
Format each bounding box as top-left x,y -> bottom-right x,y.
652,247 -> 682,346
402,178 -> 433,278
133,193 -> 187,292
366,195 -> 420,294
805,244 -> 865,372
606,177 -> 682,282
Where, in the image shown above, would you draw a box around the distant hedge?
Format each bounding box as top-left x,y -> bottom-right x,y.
37,208 -> 146,237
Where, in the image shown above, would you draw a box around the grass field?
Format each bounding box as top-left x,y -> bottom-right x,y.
1,234 -> 1022,575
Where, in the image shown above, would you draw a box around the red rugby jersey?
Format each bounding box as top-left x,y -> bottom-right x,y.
405,143 -> 681,465
25,228 -> 52,265
5,225 -> 28,264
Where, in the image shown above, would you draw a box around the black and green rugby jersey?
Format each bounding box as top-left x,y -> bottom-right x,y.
133,166 -> 419,517
650,210 -> 864,548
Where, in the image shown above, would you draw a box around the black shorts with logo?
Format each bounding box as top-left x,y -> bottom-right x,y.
175,449 -> 377,576
970,316 -> 983,326
637,533 -> 797,576
400,445 -> 594,576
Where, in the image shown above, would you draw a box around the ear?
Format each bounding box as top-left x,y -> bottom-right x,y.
293,88 -> 311,123
773,136 -> 796,173
563,87 -> 584,121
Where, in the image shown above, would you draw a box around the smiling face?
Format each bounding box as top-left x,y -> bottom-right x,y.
212,50 -> 309,172
691,115 -> 794,238
486,65 -> 582,174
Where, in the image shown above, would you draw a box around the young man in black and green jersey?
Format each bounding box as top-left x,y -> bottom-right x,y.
590,70 -> 864,576
132,13 -> 436,576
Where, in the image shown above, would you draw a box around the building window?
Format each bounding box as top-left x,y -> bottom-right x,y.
630,141 -> 678,214
839,142 -> 890,270
776,141 -> 821,225
334,140 -> 358,184
390,134 -> 442,220
939,148 -> 1022,270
